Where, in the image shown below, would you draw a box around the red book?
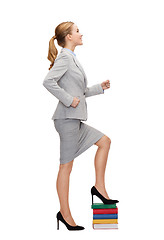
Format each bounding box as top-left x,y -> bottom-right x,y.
93,208 -> 118,214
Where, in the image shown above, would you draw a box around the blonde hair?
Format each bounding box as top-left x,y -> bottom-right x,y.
47,21 -> 74,70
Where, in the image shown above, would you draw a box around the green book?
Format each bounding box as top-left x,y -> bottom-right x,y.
91,203 -> 117,209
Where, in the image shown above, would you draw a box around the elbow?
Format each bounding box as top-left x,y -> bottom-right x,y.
43,79 -> 48,88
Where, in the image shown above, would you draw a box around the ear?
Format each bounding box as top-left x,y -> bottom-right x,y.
66,33 -> 72,41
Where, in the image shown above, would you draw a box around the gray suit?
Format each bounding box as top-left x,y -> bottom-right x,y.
43,48 -> 104,121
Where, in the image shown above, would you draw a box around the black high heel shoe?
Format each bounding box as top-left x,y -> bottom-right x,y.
56,211 -> 85,231
91,186 -> 119,205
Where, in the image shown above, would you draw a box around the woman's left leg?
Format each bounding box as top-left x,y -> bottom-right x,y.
94,135 -> 111,199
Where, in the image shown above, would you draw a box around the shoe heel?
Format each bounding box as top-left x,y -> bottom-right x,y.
57,219 -> 59,230
92,194 -> 94,205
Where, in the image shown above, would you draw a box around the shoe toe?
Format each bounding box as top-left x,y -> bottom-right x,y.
76,225 -> 85,230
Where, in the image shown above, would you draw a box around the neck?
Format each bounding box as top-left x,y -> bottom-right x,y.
64,44 -> 75,52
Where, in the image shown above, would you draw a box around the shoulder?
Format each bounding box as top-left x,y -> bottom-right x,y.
55,51 -> 68,62
56,50 -> 73,62
52,51 -> 71,69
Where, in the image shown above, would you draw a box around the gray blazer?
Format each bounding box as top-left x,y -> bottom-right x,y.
43,48 -> 104,121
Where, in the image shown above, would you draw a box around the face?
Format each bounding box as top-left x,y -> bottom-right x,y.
67,24 -> 83,46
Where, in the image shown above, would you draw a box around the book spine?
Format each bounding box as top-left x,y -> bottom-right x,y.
93,214 -> 118,219
93,208 -> 118,214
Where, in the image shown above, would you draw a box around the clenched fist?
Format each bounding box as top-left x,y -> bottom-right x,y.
71,97 -> 80,108
101,80 -> 110,90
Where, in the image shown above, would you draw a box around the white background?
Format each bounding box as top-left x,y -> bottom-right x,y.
0,0 -> 164,239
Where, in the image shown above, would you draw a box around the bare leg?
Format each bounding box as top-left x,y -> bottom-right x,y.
56,160 -> 76,226
94,135 -> 111,199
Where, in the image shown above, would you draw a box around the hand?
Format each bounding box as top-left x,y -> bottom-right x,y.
101,80 -> 110,90
71,97 -> 80,108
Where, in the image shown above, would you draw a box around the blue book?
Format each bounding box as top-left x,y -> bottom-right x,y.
93,214 -> 118,219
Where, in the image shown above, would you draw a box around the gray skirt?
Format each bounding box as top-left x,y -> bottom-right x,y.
54,118 -> 105,164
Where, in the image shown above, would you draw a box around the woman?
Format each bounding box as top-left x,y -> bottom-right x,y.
43,21 -> 119,231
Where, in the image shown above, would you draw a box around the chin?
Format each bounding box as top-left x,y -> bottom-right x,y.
76,41 -> 83,46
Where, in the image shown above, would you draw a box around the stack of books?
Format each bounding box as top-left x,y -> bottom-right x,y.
91,203 -> 118,229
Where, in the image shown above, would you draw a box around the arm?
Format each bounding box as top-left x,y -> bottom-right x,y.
85,83 -> 104,98
43,54 -> 74,107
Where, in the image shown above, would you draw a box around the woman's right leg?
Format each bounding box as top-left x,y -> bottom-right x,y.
56,159 -> 76,226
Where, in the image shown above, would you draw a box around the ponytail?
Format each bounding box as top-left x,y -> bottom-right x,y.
47,21 -> 74,70
47,35 -> 58,70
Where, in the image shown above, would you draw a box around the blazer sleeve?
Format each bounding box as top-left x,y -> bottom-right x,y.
85,83 -> 104,98
43,54 -> 74,107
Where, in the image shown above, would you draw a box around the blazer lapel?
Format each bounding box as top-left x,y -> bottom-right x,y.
72,58 -> 88,87
61,48 -> 88,88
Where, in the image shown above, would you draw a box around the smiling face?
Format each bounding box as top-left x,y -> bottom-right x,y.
66,24 -> 83,47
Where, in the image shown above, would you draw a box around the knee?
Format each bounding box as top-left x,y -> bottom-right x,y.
59,160 -> 73,174
104,135 -> 111,149
95,135 -> 111,149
